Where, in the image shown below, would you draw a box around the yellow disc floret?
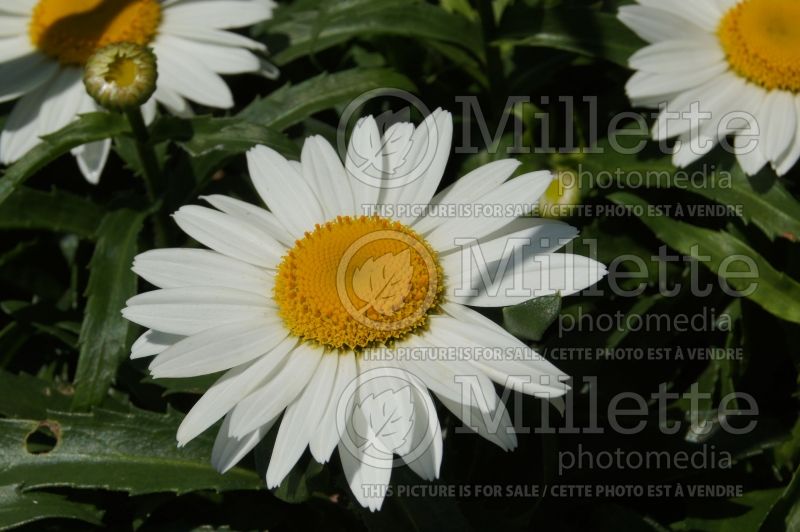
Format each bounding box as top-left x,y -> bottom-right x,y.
274,216 -> 443,350
718,0 -> 800,92
29,0 -> 161,66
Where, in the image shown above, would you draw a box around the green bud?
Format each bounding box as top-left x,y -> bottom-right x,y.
83,42 -> 157,112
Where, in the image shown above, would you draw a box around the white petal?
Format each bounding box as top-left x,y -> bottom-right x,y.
163,0 -> 275,29
0,54 -> 58,104
626,63 -> 727,105
212,412 -> 276,473
228,342 -> 324,437
638,0 -> 721,31
0,14 -> 28,35
346,116 -> 382,211
412,159 -> 521,234
301,136 -> 356,218
266,353 -> 339,487
0,68 -> 84,164
436,393 -> 517,451
0,0 -> 37,16
425,171 -> 554,252
173,205 -> 284,268
201,195 -> 294,247
617,5 -> 707,43
176,336 -> 296,445
354,358 -> 417,455
445,251 -> 607,307
133,248 -> 275,294
156,35 -> 261,74
131,329 -> 185,359
71,139 -> 111,185
154,83 -> 193,117
762,91 -> 797,164
399,381 -> 442,482
149,318 -> 288,378
426,314 -> 566,398
152,39 -> 234,108
337,424 -> 392,511
733,90 -> 769,176
442,302 -> 570,383
309,352 -> 358,463
159,23 -> 267,51
629,38 -> 724,73
397,336 -> 497,414
0,34 -> 32,62
122,286 -> 274,336
440,218 -> 579,280
246,145 -> 326,239
735,132 -> 767,176
775,97 -> 800,176
394,109 -> 454,224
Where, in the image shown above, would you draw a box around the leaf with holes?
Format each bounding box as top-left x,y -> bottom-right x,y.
0,408 -> 261,495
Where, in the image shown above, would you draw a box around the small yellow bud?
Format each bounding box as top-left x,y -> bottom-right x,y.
538,170 -> 582,219
83,43 -> 157,112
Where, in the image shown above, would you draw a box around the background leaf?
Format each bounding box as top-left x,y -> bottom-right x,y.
71,208 -> 147,410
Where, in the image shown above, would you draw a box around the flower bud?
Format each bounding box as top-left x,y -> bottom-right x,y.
538,169 -> 582,219
83,42 -> 157,111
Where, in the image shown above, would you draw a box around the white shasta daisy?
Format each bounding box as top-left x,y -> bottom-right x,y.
0,0 -> 276,183
122,109 -> 607,510
619,0 -> 800,176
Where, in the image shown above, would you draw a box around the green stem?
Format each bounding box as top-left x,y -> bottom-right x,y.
125,108 -> 167,247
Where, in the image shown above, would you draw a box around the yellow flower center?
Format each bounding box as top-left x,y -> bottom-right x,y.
105,55 -> 139,87
274,216 -> 443,351
718,0 -> 800,92
29,0 -> 161,66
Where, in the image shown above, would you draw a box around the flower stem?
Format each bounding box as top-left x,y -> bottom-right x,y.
125,107 -> 167,247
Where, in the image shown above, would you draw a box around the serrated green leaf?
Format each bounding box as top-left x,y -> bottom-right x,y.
495,6 -> 643,66
0,484 -> 104,530
0,113 -> 129,206
240,67 -> 417,130
609,192 -> 800,324
0,371 -> 72,419
581,128 -> 800,241
71,208 -> 147,410
0,408 -> 261,495
0,187 -> 105,239
178,117 -> 299,158
502,294 -> 561,341
263,0 -> 483,65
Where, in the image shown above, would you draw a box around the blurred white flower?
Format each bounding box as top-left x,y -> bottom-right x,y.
0,0 -> 277,183
619,0 -> 800,176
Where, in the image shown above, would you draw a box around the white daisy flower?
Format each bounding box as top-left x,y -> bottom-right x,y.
122,109 -> 607,510
618,0 -> 800,176
0,0 -> 276,183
